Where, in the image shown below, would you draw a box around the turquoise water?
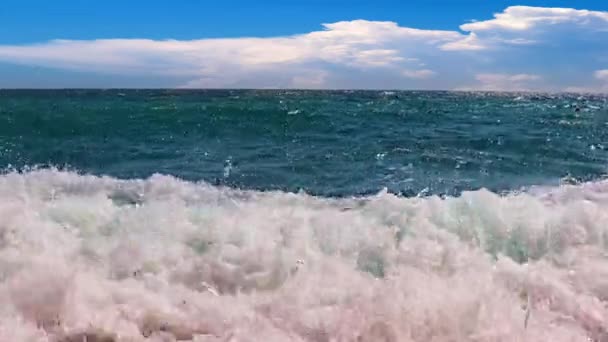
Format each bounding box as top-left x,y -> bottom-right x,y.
3,90 -> 608,340
1,89 -> 607,196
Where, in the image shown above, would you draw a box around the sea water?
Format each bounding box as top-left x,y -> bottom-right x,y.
0,90 -> 608,341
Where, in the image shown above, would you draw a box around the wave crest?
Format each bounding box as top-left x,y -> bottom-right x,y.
1,169 -> 608,341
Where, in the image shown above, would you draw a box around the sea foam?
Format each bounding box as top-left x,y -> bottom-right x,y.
0,169 -> 607,341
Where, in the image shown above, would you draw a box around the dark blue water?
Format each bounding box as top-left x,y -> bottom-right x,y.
1,89 -> 607,196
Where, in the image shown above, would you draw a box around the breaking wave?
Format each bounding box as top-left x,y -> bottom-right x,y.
1,169 -> 608,341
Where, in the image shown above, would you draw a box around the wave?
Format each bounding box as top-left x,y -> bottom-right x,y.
1,169 -> 608,341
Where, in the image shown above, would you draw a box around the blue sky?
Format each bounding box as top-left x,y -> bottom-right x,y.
0,1 -> 607,90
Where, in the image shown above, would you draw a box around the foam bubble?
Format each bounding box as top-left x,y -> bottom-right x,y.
0,169 -> 608,340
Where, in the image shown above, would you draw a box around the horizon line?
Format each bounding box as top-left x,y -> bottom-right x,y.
0,88 -> 606,95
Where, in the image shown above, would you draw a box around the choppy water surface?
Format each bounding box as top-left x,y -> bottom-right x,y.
1,90 -> 608,195
1,90 -> 608,341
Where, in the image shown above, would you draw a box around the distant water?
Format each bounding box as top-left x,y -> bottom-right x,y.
2,90 -> 608,196
1,90 -> 608,341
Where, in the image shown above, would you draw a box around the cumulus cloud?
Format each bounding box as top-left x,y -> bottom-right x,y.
0,20 -> 462,88
460,6 -> 608,32
440,33 -> 485,51
440,6 -> 608,52
0,6 -> 606,90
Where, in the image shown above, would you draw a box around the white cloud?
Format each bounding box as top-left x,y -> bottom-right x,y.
461,6 -> 608,32
583,70 -> 608,93
501,38 -> 537,45
458,73 -> 542,91
0,7 -> 607,90
0,20 -> 463,88
290,70 -> 330,89
402,69 -> 436,79
596,70 -> 608,81
440,33 -> 484,51
0,20 -> 461,72
444,6 -> 608,51
561,70 -> 608,93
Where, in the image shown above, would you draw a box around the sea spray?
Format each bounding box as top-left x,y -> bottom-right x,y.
0,169 -> 608,340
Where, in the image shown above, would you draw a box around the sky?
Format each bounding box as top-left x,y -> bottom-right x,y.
0,0 -> 607,91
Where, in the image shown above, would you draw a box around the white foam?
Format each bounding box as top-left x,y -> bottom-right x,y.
0,169 -> 608,341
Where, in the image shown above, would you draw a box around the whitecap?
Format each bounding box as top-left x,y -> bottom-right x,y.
0,169 -> 607,340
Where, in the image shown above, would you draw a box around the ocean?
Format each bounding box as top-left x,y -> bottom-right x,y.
1,89 -> 608,340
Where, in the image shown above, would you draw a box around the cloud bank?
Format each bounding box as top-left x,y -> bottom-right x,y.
0,6 -> 607,91
457,73 -> 543,92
